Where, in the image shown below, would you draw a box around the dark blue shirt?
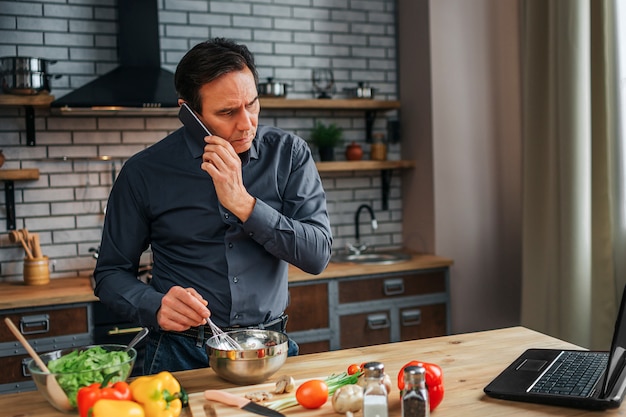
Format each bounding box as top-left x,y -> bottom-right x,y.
94,125 -> 332,331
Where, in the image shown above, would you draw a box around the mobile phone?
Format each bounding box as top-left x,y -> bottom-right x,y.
178,102 -> 212,140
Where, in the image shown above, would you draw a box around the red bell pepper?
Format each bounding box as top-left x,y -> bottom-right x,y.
76,372 -> 133,417
397,361 -> 444,412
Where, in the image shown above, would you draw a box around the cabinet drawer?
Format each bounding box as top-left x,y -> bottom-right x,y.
340,311 -> 391,349
338,271 -> 446,303
0,305 -> 89,344
400,304 -> 447,341
285,283 -> 329,332
297,340 -> 331,355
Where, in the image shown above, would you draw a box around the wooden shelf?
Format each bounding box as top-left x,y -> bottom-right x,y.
315,160 -> 414,172
260,98 -> 400,111
0,93 -> 54,107
0,168 -> 40,181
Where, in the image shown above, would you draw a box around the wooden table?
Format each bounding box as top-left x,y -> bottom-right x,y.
3,326 -> 623,417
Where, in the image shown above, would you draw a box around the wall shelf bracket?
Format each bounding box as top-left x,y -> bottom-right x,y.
4,180 -> 16,230
25,106 -> 36,146
381,169 -> 392,210
365,110 -> 377,143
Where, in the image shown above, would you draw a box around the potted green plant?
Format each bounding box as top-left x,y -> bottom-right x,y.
309,121 -> 343,161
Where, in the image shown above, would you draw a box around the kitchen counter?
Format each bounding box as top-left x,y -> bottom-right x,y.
1,326 -> 614,417
0,253 -> 453,309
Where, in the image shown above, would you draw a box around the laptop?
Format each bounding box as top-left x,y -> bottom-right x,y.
484,284 -> 626,410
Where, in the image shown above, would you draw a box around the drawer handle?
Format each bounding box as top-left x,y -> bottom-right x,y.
21,357 -> 31,377
367,313 -> 390,330
401,309 -> 422,326
383,278 -> 405,296
20,314 -> 50,335
108,326 -> 144,336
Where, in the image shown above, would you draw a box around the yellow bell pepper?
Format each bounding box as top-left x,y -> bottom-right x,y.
129,371 -> 184,417
92,399 -> 145,417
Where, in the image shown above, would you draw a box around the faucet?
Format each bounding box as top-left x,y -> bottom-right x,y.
348,204 -> 378,255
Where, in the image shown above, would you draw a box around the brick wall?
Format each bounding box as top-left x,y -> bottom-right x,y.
0,0 -> 402,282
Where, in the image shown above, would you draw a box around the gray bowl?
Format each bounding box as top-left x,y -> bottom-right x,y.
205,329 -> 288,385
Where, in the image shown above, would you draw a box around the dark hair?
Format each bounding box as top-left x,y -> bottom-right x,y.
174,38 -> 258,113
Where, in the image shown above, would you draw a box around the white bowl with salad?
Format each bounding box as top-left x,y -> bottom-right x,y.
27,344 -> 136,412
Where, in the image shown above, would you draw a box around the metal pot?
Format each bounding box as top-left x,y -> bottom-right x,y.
344,82 -> 376,99
0,56 -> 56,73
0,56 -> 60,95
1,71 -> 61,95
258,77 -> 288,98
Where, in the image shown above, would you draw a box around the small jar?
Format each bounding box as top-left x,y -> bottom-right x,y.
401,365 -> 429,417
362,361 -> 389,417
345,141 -> 363,160
370,133 -> 387,161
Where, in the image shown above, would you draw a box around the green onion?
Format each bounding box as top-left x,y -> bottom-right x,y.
265,371 -> 361,411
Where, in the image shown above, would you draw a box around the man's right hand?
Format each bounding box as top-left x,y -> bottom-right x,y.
156,286 -> 211,331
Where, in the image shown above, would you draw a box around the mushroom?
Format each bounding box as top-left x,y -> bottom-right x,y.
357,372 -> 393,395
332,384 -> 363,417
274,375 -> 296,394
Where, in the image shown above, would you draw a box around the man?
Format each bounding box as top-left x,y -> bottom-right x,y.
93,38 -> 332,374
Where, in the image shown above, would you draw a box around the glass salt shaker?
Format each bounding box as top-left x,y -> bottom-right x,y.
402,365 -> 430,417
362,361 -> 389,417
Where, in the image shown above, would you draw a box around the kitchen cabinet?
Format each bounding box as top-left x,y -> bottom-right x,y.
285,265 -> 450,354
0,302 -> 93,393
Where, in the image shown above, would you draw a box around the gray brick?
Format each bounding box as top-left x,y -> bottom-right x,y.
252,4 -> 292,18
167,23 -> 210,38
166,0 -> 210,12
294,31 -> 330,44
44,4 -> 93,19
313,20 -> 348,33
293,7 -> 330,20
45,32 -> 94,47
0,29 -> 43,44
69,19 -> 116,34
331,33 -> 368,46
234,15 -> 272,29
0,1 -> 42,16
351,23 -> 386,35
210,2 -> 251,15
17,16 -> 65,31
210,27 -> 252,41
253,29 -> 292,42
188,13 -> 228,26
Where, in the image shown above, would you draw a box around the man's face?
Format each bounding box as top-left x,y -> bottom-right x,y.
197,67 -> 260,154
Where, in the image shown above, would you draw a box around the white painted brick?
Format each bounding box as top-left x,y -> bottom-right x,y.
122,130 -> 165,144
17,16 -> 66,31
0,29 -> 43,44
97,117 -> 145,130
1,1 -> 42,16
210,2 -> 251,15
253,4 -> 292,18
234,15 -> 272,29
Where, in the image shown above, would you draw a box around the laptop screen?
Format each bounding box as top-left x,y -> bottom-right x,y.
603,284 -> 626,396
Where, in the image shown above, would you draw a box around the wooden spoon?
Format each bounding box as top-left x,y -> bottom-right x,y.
4,318 -> 72,411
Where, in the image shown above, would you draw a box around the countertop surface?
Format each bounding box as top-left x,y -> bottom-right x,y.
2,326 -> 617,417
0,253 -> 453,310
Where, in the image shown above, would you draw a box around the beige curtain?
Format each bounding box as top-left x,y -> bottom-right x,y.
521,0 -> 622,350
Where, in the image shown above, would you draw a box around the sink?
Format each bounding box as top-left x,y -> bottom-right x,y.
331,252 -> 412,265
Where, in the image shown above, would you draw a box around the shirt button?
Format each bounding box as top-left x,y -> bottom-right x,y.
224,213 -> 230,219
248,232 -> 254,237
235,314 -> 241,319
228,243 -> 233,249
233,276 -> 239,283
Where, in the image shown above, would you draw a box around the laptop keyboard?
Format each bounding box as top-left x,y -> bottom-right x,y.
529,351 -> 608,397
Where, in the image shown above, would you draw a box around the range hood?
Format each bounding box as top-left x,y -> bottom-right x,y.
51,0 -> 178,115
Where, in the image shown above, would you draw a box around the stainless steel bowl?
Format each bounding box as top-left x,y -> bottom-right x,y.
205,329 -> 288,385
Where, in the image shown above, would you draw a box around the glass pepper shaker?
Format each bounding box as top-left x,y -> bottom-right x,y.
362,361 -> 389,417
402,365 -> 430,417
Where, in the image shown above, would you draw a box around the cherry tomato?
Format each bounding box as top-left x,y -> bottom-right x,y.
295,379 -> 328,409
347,364 -> 361,375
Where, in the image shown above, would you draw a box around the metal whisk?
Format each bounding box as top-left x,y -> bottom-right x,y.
207,318 -> 243,351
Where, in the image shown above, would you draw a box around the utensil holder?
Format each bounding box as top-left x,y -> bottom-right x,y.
23,256 -> 50,285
